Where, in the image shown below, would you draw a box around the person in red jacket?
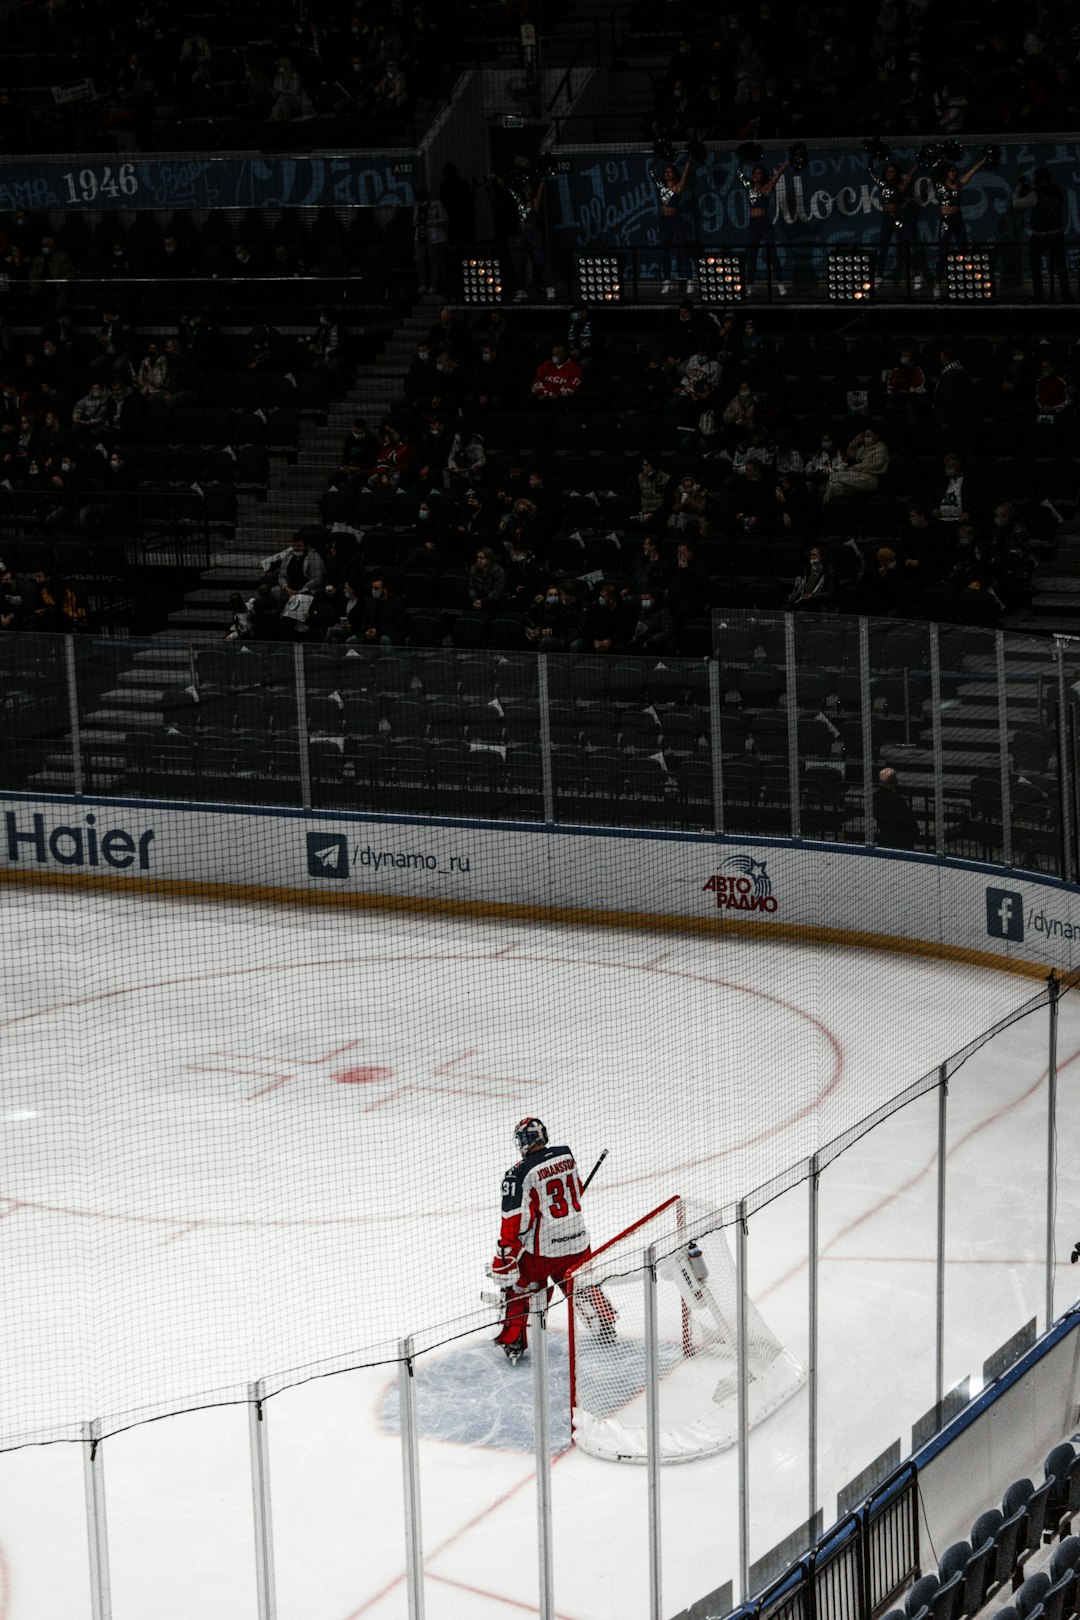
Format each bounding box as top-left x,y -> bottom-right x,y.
530,343 -> 582,403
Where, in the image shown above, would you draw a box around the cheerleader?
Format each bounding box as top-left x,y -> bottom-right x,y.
650,155 -> 693,294
738,158 -> 790,295
932,154 -> 988,297
866,156 -> 919,284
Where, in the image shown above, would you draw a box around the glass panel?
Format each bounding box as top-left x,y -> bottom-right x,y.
816,1085 -> 938,1526
106,1405 -> 258,1620
865,617 -> 931,854
1004,635 -> 1063,876
714,611 -> 790,839
944,1010 -> 1048,1396
0,631 -> 71,789
791,610 -> 861,845
939,626 -> 1003,866
746,1176 -> 812,1584
411,1316 -> 545,1617
270,1362 -> 407,1620
0,1441 -> 92,1618
1053,983 -> 1080,1323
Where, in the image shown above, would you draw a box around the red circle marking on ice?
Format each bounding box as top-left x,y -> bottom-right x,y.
333,1065 -> 394,1085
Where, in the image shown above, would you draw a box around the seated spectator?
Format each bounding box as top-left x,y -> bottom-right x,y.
72,381 -> 112,439
667,476 -> 710,536
36,409 -> 69,467
444,423 -> 486,491
103,378 -> 142,444
269,534 -> 326,604
161,337 -> 200,408
247,580 -> 281,638
667,541 -> 708,621
578,581 -> 632,653
625,587 -> 676,654
468,545 -> 506,613
428,304 -> 471,365
930,452 -> 978,526
631,456 -> 672,529
531,344 -> 582,403
307,308 -> 344,381
466,340 -> 511,410
243,322 -> 284,373
823,427 -> 890,503
430,351 -> 466,414
306,584 -> 345,641
92,304 -> 134,381
858,545 -> 909,615
625,534 -> 671,596
678,349 -> 722,395
30,236 -> 77,309
136,341 -> 168,405
370,423 -> 414,486
25,568 -> 85,632
339,418 -> 379,481
224,593 -> 255,641
788,545 -> 836,610
886,346 -> 928,429
1035,352 -> 1071,421
269,56 -> 314,120
525,580 -> 584,648
0,567 -> 26,630
360,577 -> 406,645
502,540 -> 544,606
722,380 -> 761,442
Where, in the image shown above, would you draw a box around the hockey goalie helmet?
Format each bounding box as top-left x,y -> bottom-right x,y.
514,1117 -> 548,1155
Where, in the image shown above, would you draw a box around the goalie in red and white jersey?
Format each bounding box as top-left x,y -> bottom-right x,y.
490,1117 -> 615,1364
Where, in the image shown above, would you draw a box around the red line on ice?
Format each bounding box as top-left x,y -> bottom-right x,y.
431,1048 -> 478,1075
427,1571 -> 583,1618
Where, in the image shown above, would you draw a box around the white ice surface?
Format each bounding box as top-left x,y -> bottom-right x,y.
0,887 -> 1077,1619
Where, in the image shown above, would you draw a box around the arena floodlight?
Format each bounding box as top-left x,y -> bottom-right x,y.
697,254 -> 744,303
575,255 -> 621,303
461,257 -> 504,304
944,251 -> 992,301
827,250 -> 875,302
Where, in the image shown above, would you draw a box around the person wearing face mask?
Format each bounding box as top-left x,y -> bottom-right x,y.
30,236 -> 76,296
427,306 -> 472,366
339,418 -> 378,482
156,232 -> 193,279
626,585 -> 676,654
525,581 -> 573,645
788,546 -> 836,610
885,347 -> 927,430
804,432 -> 843,489
444,423 -> 486,491
722,380 -> 760,445
466,342 -> 510,411
136,341 -> 169,404
667,541 -> 708,622
404,342 -> 438,410
530,344 -> 582,403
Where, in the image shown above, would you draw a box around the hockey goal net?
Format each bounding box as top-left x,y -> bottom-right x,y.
567,1194 -> 805,1463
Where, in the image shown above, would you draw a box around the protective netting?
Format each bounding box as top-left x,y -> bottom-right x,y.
569,1196 -> 805,1463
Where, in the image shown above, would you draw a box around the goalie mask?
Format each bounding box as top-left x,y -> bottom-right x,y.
514,1117 -> 548,1154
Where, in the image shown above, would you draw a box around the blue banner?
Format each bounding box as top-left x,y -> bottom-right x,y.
543,141 -> 1080,254
0,153 -> 417,213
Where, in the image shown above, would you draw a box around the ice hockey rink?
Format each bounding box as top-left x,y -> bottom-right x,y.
1,884 -> 1079,1620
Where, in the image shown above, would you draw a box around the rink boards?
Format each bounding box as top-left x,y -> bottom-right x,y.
0,792 -> 1077,979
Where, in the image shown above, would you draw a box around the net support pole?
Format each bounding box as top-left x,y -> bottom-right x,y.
784,613 -> 800,839
1047,974 -> 1060,1332
531,1294 -> 555,1620
736,1201 -> 750,1605
537,655 -> 555,824
929,624 -> 945,855
808,1154 -> 820,1536
65,636 -> 85,796
708,656 -> 725,835
644,1243 -> 663,1620
859,617 -> 874,842
293,643 -> 312,808
248,1384 -> 277,1620
1055,640 -> 1075,882
996,632 -> 1012,867
935,1063 -> 948,1411
82,1421 -> 112,1620
399,1338 -> 426,1620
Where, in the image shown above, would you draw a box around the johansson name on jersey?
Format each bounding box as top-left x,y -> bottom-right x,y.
500,1143 -> 590,1258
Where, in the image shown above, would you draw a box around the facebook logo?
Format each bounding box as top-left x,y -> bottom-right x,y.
306,832 -> 349,879
986,888 -> 1024,941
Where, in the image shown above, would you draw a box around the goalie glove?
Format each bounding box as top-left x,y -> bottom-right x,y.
488,1246 -> 520,1290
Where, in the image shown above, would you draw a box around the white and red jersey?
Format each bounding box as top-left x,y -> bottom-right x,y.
498,1143 -> 589,1261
